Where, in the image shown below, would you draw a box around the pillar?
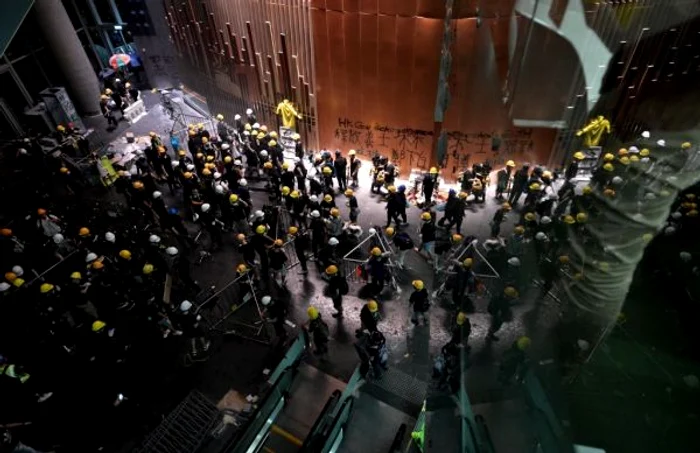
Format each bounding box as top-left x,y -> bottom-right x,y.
33,0 -> 101,115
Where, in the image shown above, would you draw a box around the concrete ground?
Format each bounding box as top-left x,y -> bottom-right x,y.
57,92 -> 700,453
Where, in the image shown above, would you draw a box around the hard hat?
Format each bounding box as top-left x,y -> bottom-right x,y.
37,208 -> 47,216
149,234 -> 161,243
105,232 -> 116,242
292,133 -> 301,140
687,209 -> 699,217
179,300 -> 193,312
270,131 -> 278,139
57,124 -> 66,132
157,146 -> 166,154
239,179 -> 248,186
535,232 -> 547,240
619,156 -> 630,165
183,172 -> 193,179
260,125 -> 268,132
307,306 -> 319,320
524,212 -> 536,221
639,148 -> 650,157
542,171 -> 553,180
516,336 -> 531,350
254,210 -> 265,218
4,272 -> 17,282
214,184 -> 224,194
603,153 -> 615,162
429,167 -> 438,174
603,163 -> 614,172
281,162 -> 289,170
69,271 -> 82,280
582,186 -> 593,195
506,160 -> 515,167
563,215 -> 575,225
603,188 -> 616,198
329,237 -> 340,246
576,212 -> 588,223
463,258 -> 473,268
388,185 -> 396,192
224,156 -> 232,163
263,162 -> 273,169
216,114 -> 224,120
323,194 -> 332,202
421,212 -> 432,221
236,233 -> 247,243
11,266 -> 23,277
529,183 -> 541,191
85,253 -> 97,263
322,166 -> 332,175
310,210 -> 320,218
202,168 -> 212,176
617,148 -> 628,156
229,194 -> 239,203
261,295 -> 272,306
236,263 -> 248,274
309,195 -> 318,202
132,181 -> 144,189
371,247 -> 382,257
368,300 -> 378,312
152,191 -> 162,199
629,155 -> 639,163
92,320 -> 106,332
456,312 -> 468,325
281,186 -> 290,196
119,250 -> 132,260
682,142 -> 693,149
458,191 -> 468,199
573,151 -> 585,160
78,227 -> 91,237
188,129 -> 196,137
368,228 -> 377,235
1,228 -> 12,237
348,149 -> 356,155
142,264 -> 154,275
288,226 -> 298,235
233,159 -> 242,166
502,202 -> 511,210
255,225 -> 267,234
559,255 -> 570,264
540,216 -> 552,224
507,257 -> 521,267
60,167 -> 69,174
0,283 -> 10,292
274,239 -> 284,247
325,265 -> 338,275
330,208 -> 340,217
680,251 -> 692,262
205,155 -> 214,162
290,190 -> 299,199
257,133 -> 266,140
451,234 -> 463,243
92,261 -> 104,270
244,123 -> 252,131
186,164 -> 195,171
40,283 -> 54,294
385,227 -> 395,236
412,280 -> 424,290
504,286 -> 519,298
100,94 -> 109,100
246,108 -> 254,115
178,150 -> 187,158
514,225 -> 525,235
269,140 -> 277,147
201,203 -> 211,212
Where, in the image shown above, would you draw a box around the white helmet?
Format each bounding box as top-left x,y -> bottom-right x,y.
11,265 -> 24,277
261,295 -> 272,306
260,150 -> 268,158
644,192 -> 656,200
254,210 -> 264,218
239,179 -> 248,186
507,257 -> 521,267
152,191 -> 162,199
214,184 -> 224,194
246,108 -> 253,115
640,157 -> 650,164
628,146 -> 639,154
165,246 -> 179,256
213,172 -> 222,180
85,252 -> 97,263
657,139 -> 666,147
329,237 -> 339,246
105,232 -> 116,243
612,176 -> 624,186
234,114 -> 241,120
179,300 -> 193,312
53,233 -> 64,244
309,195 -> 318,202
368,228 -> 377,235
234,159 -> 242,166
535,232 -> 547,241
149,234 -> 161,244
540,216 -> 552,225
310,210 -> 320,218
171,160 -> 180,168
186,164 -> 195,171
664,226 -> 676,236
221,143 -> 230,150
115,78 -> 121,82
243,131 -> 250,136
201,203 -> 211,213
680,251 -> 692,262
671,211 -> 683,220
0,282 -> 10,292
252,122 -> 260,129
641,130 -> 651,138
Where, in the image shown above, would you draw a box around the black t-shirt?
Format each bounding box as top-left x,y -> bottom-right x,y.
420,222 -> 436,242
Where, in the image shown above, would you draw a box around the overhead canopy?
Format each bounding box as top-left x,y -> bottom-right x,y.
0,0 -> 34,57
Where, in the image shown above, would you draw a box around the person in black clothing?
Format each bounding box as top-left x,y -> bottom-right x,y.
357,299 -> 380,336
251,225 -> 274,275
293,158 -> 307,193
396,185 -> 408,224
288,226 -> 309,274
262,295 -> 288,342
309,210 -> 326,258
409,280 -> 430,325
280,162 -> 295,189
385,187 -> 402,227
566,152 -> 585,180
176,300 -> 210,357
268,239 -> 289,287
345,189 -> 360,223
236,233 -> 257,269
490,202 -> 511,238
325,265 -> 347,317
423,169 -> 439,206
448,312 -> 471,350
349,150 -> 361,188
306,307 -> 329,357
438,190 -> 458,228
334,150 -> 347,191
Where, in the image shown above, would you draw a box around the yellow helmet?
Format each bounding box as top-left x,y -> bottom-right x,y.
324,194 -> 332,202
229,194 -> 239,203
582,186 -> 593,195
202,168 -> 211,176
281,186 -> 290,196
371,247 -> 382,257
322,166 -> 332,175
40,283 -> 54,294
639,148 -> 650,157
330,208 -> 340,217
682,142 -> 692,149
92,320 -> 106,332
244,123 -> 252,131
563,215 -> 576,224
629,155 -> 640,163
458,191 -> 468,199
60,167 -> 69,174
348,149 -> 356,155
4,272 -> 17,282
516,336 -> 531,350
558,255 -> 570,264
119,250 -> 132,260
70,271 -> 82,280
542,171 -> 553,180
270,131 -> 278,139
288,226 -> 298,235
388,185 -> 396,193
307,306 -> 319,320
529,183 -> 541,191
132,181 -> 144,190
257,132 -> 265,140
451,234 -> 463,243
256,225 -> 267,234
421,212 -> 431,221
462,258 -> 473,268
274,239 -> 284,247
292,133 -> 301,140
79,227 -> 91,237
325,265 -> 338,275
368,300 -> 378,312
456,312 -> 468,325
505,160 -> 515,167
617,148 -> 628,156
183,171 -> 193,179
603,188 -> 616,198
429,167 -> 438,174
385,227 -> 395,237
92,261 -> 104,270
263,162 -> 273,169
576,212 -> 588,223
345,189 -> 354,197
524,212 -> 536,221
290,190 -> 299,199
269,140 -> 277,147
281,162 -> 289,170
205,155 -> 214,162
502,202 -> 511,211
603,153 -> 615,162
216,114 -> 224,120
224,156 -> 232,163
236,263 -> 249,274
142,264 -> 154,275
195,152 -> 204,160
178,150 -> 187,157
619,156 -> 630,165
412,280 -> 424,290
504,286 -> 519,298
603,163 -> 614,172
573,151 -> 585,160
514,225 -> 525,235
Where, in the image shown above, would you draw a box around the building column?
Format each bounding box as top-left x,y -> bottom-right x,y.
33,0 -> 101,115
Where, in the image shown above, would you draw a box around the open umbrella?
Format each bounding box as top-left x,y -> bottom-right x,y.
109,53 -> 131,69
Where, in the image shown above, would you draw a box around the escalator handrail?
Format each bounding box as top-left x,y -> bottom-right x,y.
318,397 -> 355,453
474,415 -> 496,453
462,415 -> 482,453
387,423 -> 407,453
298,390 -> 342,451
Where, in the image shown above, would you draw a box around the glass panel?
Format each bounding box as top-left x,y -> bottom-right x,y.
93,0 -> 116,24
4,14 -> 44,62
0,70 -> 30,115
11,54 -> 49,102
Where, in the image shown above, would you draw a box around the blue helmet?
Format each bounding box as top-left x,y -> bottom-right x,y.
168,207 -> 179,215
398,185 -> 406,192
